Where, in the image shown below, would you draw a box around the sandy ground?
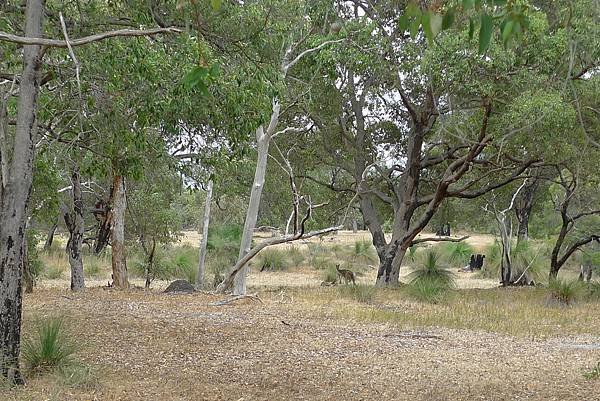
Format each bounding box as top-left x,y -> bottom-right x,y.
2,288 -> 599,401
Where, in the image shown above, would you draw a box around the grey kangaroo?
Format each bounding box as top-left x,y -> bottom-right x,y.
336,264 -> 356,285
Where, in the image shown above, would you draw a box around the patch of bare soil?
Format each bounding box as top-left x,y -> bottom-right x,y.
3,288 -> 599,401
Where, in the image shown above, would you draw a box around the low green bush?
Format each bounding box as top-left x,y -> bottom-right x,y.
338,284 -> 376,303
22,316 -> 76,374
256,249 -> 289,271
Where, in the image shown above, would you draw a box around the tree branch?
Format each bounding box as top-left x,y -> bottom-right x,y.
410,235 -> 469,246
0,27 -> 181,47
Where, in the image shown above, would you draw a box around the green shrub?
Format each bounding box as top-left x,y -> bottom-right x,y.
207,224 -> 242,251
22,317 -> 76,374
352,240 -> 377,264
408,250 -> 455,289
338,284 -> 376,303
408,279 -> 448,303
170,245 -> 198,283
256,249 -> 289,271
287,246 -> 305,267
478,240 -> 502,279
321,264 -> 338,283
311,255 -> 334,270
548,278 -> 583,306
441,241 -> 474,265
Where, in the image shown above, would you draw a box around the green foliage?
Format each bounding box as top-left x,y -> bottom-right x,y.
338,284 -> 376,304
83,256 -> 102,278
321,264 -> 338,283
287,246 -> 305,267
207,224 -> 242,252
352,240 -> 377,265
441,241 -> 474,265
171,245 -> 199,283
256,249 -> 289,271
408,250 -> 456,289
408,279 -> 449,304
479,240 -> 502,278
408,250 -> 455,303
22,317 -> 77,374
584,362 -> 600,380
548,278 -> 584,306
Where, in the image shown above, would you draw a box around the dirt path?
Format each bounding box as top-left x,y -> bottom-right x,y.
3,288 -> 599,401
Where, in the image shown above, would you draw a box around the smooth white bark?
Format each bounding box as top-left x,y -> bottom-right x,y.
195,179 -> 213,289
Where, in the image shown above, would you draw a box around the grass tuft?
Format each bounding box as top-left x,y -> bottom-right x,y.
22,316 -> 76,374
548,278 -> 583,306
256,249 -> 289,271
584,362 -> 600,380
338,284 -> 376,303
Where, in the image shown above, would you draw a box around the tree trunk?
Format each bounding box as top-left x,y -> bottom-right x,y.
43,219 -> 58,250
22,235 -> 34,294
515,178 -> 538,244
111,175 -> 129,289
352,219 -> 358,233
0,0 -> 43,384
233,130 -> 270,295
62,168 -> 85,291
143,237 -> 155,289
195,179 -> 212,290
375,242 -> 406,287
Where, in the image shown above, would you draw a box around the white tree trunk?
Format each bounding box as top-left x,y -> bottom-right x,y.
111,174 -> 129,289
0,0 -> 43,384
234,130 -> 270,295
195,179 -> 213,289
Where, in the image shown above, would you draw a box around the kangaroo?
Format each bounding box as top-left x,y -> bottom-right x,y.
336,264 -> 356,285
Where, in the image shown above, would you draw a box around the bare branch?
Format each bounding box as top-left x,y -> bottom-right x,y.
0,27 -> 182,48
410,235 -> 470,246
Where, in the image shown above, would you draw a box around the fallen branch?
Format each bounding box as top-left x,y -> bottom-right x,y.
209,293 -> 264,306
410,235 -> 469,246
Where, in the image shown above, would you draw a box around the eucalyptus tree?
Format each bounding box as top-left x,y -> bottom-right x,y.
289,1 -> 586,286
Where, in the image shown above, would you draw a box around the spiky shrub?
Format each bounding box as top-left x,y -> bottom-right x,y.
58,363 -> 99,389
352,240 -> 377,264
408,250 -> 455,289
168,245 -> 199,283
406,245 -> 418,264
548,278 -> 583,306
511,240 -> 546,282
256,249 -> 289,271
321,264 -> 338,283
22,317 -> 76,374
441,241 -> 474,265
478,240 -> 502,279
338,284 -> 376,303
408,279 -> 448,303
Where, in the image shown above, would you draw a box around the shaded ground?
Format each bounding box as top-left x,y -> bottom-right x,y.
3,287 -> 599,401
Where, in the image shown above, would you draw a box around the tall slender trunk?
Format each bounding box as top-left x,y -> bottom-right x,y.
43,219 -> 58,250
0,0 -> 43,384
62,168 -> 85,291
111,175 -> 129,289
234,132 -> 269,295
515,178 -> 538,244
195,179 -> 212,290
143,237 -> 156,289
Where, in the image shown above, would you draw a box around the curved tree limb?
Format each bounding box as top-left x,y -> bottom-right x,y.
0,27 -> 182,47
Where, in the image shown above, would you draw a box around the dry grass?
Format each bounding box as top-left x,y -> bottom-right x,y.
2,286 -> 599,401
9,231 -> 596,400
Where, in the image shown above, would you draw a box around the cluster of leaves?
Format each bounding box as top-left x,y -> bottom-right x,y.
398,0 -> 530,52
